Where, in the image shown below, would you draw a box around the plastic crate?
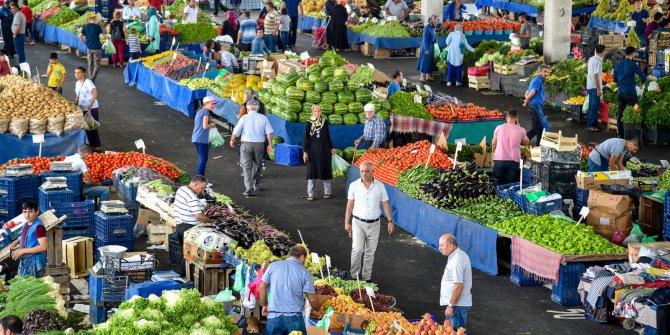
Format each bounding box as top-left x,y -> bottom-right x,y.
526,197 -> 563,215
645,325 -> 657,335
664,215 -> 670,241
52,200 -> 95,228
63,227 -> 93,239
513,191 -> 529,213
102,275 -> 129,302
38,188 -> 74,213
0,175 -> 41,202
496,183 -> 526,200
665,192 -> 670,217
94,212 -> 135,243
510,267 -> 543,287
575,188 -> 589,210
551,262 -> 585,306
94,239 -> 134,262
275,144 -> 303,166
41,171 -> 83,201
179,281 -> 195,290
0,198 -> 29,222
121,183 -> 139,207
126,204 -> 139,221
539,161 -> 580,201
105,255 -> 157,283
168,233 -> 182,266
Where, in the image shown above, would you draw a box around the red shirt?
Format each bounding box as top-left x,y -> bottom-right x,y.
0,59 -> 9,76
21,7 -> 33,24
20,222 -> 47,247
149,0 -> 163,9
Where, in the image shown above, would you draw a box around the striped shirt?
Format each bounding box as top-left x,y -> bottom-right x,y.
173,186 -> 204,225
264,10 -> 280,35
127,35 -> 141,52
361,114 -> 386,148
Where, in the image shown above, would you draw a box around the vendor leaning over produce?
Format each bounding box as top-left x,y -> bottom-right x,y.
492,110 -> 529,186
355,103 -> 387,149
64,144 -> 111,201
0,315 -> 23,335
173,175 -> 212,275
10,201 -> 47,278
523,64 -> 550,146
614,46 -> 646,139
587,137 -> 640,172
387,70 -> 402,98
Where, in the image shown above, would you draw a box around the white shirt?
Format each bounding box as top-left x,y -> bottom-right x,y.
587,55 -> 603,90
347,178 -> 389,221
173,186 -> 204,225
384,0 -> 407,18
232,111 -> 273,142
183,6 -> 199,24
220,51 -> 238,68
122,5 -> 142,21
440,248 -> 473,307
75,79 -> 99,110
63,154 -> 89,173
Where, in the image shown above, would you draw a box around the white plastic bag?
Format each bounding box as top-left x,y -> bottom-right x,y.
84,111 -> 100,130
241,267 -> 256,309
209,127 -> 225,148
331,154 -> 350,178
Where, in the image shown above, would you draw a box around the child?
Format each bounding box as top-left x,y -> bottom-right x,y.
21,0 -> 36,44
46,52 -> 65,94
127,27 -> 142,60
279,8 -> 291,51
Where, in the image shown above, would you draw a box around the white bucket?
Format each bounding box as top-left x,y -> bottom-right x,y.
99,245 -> 128,266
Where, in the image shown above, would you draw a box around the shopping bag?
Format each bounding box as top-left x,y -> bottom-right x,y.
83,111 -> 100,130
209,127 -> 225,148
232,261 -> 246,292
103,40 -> 116,55
582,94 -> 590,114
241,266 -> 256,309
146,42 -> 157,54
433,43 -> 441,62
331,154 -> 350,178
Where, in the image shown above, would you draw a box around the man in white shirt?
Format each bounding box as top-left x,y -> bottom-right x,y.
219,44 -> 238,69
230,100 -> 274,197
586,44 -> 605,132
439,234 -> 472,332
344,161 -> 394,281
122,0 -> 142,22
173,175 -> 212,275
182,0 -> 199,24
384,0 -> 408,21
63,144 -> 110,201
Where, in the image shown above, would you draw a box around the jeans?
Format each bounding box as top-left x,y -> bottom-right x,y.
280,31 -> 289,50
264,34 -> 277,53
587,88 -> 600,128
194,142 -> 209,176
129,52 -> 141,59
289,15 -> 299,47
14,34 -> 26,64
307,179 -> 332,197
527,104 -> 544,146
176,223 -> 194,276
213,0 -> 221,15
84,108 -> 102,148
87,49 -> 102,81
266,315 -> 306,335
447,62 -> 462,84
492,160 -> 520,186
240,142 -> 265,193
83,185 -> 110,201
111,40 -> 126,66
26,23 -> 33,40
447,306 -> 471,332
351,218 -> 380,281
617,92 -> 638,138
587,155 -> 608,172
49,86 -> 63,95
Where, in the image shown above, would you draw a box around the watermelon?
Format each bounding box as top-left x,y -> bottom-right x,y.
378,110 -> 390,120
343,147 -> 355,161
343,113 -> 358,125
358,112 -> 367,124
322,76 -> 334,83
287,99 -> 303,113
371,99 -> 382,111
272,136 -> 285,145
348,102 -> 363,114
286,87 -> 305,101
320,103 -> 334,115
334,67 -> 349,79
302,102 -> 315,114
328,114 -> 343,125
307,64 -> 322,74
334,73 -> 349,83
321,66 -> 336,79
333,103 -> 349,115
297,78 -> 313,91
314,81 -> 328,93
320,56 -> 335,66
268,149 -> 276,161
355,88 -> 373,103
285,111 -> 299,122
321,92 -> 337,105
308,71 -> 321,83
284,70 -> 300,86
337,90 -> 355,104
298,112 -> 312,123
335,148 -> 344,157
382,100 -> 391,111
306,91 -> 321,104
347,80 -> 361,91
354,149 -> 366,160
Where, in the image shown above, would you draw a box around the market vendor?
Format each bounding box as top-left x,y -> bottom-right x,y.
384,0 -> 408,21
365,0 -> 382,19
218,43 -> 238,70
517,13 -> 531,49
122,0 -> 141,22
355,103 -> 387,149
64,144 -> 111,201
181,0 -> 198,24
0,315 -> 23,335
587,138 -> 640,172
174,175 -> 212,274
9,201 -> 47,278
631,0 -> 649,47
492,110 -> 529,186
387,71 -> 402,98
203,39 -> 222,61
443,0 -> 465,22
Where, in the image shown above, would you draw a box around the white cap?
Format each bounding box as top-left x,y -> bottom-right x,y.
203,96 -> 218,105
363,103 -> 375,112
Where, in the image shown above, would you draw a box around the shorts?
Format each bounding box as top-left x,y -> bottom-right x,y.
129,52 -> 141,59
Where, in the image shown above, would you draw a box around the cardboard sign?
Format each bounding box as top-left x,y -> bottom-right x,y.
325,255 -> 331,268
436,132 -> 448,152
135,139 -> 146,150
413,95 -> 422,103
627,20 -> 636,27
367,63 -> 375,69
311,252 -> 319,264
456,141 -> 463,152
365,286 -> 375,297
32,134 -> 45,143
579,207 -> 590,218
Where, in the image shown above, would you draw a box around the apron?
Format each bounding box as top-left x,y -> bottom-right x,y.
18,219 -> 48,278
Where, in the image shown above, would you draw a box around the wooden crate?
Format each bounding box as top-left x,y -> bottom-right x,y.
350,43 -> 361,52
607,118 -> 618,132
373,48 -> 391,59
539,130 -> 579,151
45,265 -> 71,296
59,43 -> 69,50
628,241 -> 670,263
494,63 -> 516,75
47,226 -> 64,267
361,43 -> 374,57
184,259 -> 231,296
62,237 -> 94,279
468,75 -> 490,91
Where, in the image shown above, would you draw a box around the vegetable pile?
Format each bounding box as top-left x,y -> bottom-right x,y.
388,91 -> 433,120
152,56 -> 198,76
396,165 -> 439,199
83,152 -> 187,182
426,103 -> 503,121
418,162 -> 496,209
451,198 -> 523,226
233,240 -> 283,265
174,23 -> 217,43
0,276 -> 66,319
44,7 -> 80,26
442,18 -> 520,33
0,156 -> 64,175
22,310 -> 66,335
542,58 -> 587,97
348,20 -> 411,38
349,290 -> 396,312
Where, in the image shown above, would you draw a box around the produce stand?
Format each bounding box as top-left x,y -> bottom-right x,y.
347,31 -> 509,51
587,17 -> 630,35
474,0 -> 596,17
299,15 -> 326,31
390,111 -> 505,144
134,62 -> 208,117
0,130 -> 87,165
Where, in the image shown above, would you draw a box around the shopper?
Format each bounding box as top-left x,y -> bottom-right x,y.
443,0 -> 465,22
586,44 -> 605,132
587,138 -> 640,172
0,49 -> 11,76
614,46 -> 646,138
181,0 -> 199,24
146,8 -> 160,54
384,0 -> 408,21
523,64 -> 551,146
355,103 -> 387,149
251,28 -> 271,56
387,71 -> 402,98
230,0 -> 241,13
74,67 -> 102,150
108,11 -> 126,67
230,100 -> 274,197
127,27 -> 142,60
281,0 -> 303,49
192,97 -> 218,176
645,12 -> 662,47
46,52 -> 66,94
279,8 -> 291,51
221,11 -> 240,43
0,2 -> 16,58
417,15 -> 438,81
444,24 -> 474,86
491,110 -> 529,186
10,2 -> 25,64
631,0 -> 649,47
345,161 -> 394,281
64,144 -> 111,200
517,13 -> 531,49
122,0 -> 141,22
260,245 -> 323,335
20,0 -> 34,44
219,43 -> 238,70
173,175 -> 212,275
328,0 -> 349,51
149,0 -> 164,17
238,11 -> 258,52
438,234 -> 472,333
79,13 -> 103,81
0,315 -> 23,335
203,39 -> 221,60
303,105 -> 336,201
263,2 -> 280,53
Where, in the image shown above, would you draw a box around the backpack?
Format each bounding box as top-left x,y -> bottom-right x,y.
111,21 -> 124,41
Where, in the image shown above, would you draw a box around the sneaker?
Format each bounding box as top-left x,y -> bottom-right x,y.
30,41 -> 36,45
456,81 -> 462,86
447,82 -> 452,87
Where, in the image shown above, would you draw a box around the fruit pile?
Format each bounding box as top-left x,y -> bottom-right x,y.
159,24 -> 178,35
210,74 -> 263,104
321,295 -> 364,314
565,96 -> 586,105
418,162 -> 496,209
354,141 -> 453,186
141,50 -> 175,68
303,0 -> 326,18
443,17 -> 520,33
426,103 -> 503,121
349,290 -> 396,312
0,156 -> 64,175
83,152 -> 187,182
153,56 -> 198,76
362,311 -> 415,335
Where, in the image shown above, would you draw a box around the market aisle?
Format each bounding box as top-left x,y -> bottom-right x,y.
25,38 -> 634,334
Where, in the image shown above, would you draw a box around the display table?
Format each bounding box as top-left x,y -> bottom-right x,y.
347,31 -> 509,50
447,119 -> 504,143
475,0 -> 596,17
347,166 -> 499,275
299,15 -> 326,30
0,130 -> 87,164
390,113 -> 503,143
134,63 -> 207,117
587,17 -> 630,34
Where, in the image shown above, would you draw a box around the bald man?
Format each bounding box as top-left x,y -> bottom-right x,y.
438,234 -> 472,332
345,161 -> 394,281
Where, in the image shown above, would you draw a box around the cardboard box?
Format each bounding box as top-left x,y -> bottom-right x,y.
628,241 -> 670,263
137,208 -> 161,225
276,59 -> 305,75
307,326 -> 329,335
575,175 -> 631,190
307,295 -> 369,333
587,190 -> 633,213
183,241 -> 225,264
586,208 -> 632,240
147,224 -> 170,244
257,60 -> 276,79
362,43 -> 374,57
473,137 -> 492,168
372,69 -> 391,83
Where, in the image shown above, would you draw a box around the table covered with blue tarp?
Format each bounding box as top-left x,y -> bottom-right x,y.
347,167 -> 498,275
135,63 -> 206,117
0,130 -> 87,164
475,0 -> 596,17
124,61 -> 142,86
299,15 -> 326,30
587,17 -> 630,34
347,30 -> 509,50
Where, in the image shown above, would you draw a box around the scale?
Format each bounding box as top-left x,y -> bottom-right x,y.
100,200 -> 129,214
4,164 -> 33,177
50,162 -> 74,172
41,177 -> 68,190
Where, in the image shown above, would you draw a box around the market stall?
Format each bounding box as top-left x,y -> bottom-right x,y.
299,15 -> 326,31
0,131 -> 87,165
474,0 -> 596,17
586,16 -> 630,35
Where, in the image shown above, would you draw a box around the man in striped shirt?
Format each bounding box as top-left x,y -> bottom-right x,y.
173,175 -> 212,274
263,2 -> 280,52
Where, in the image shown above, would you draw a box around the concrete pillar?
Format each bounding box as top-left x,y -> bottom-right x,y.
422,0 -> 443,23
543,0 -> 571,63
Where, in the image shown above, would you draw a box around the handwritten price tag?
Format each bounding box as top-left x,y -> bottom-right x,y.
413,95 -> 422,103
325,255 -> 331,268
365,286 -> 375,297
32,134 -> 45,143
311,252 -> 319,264
135,139 -> 146,150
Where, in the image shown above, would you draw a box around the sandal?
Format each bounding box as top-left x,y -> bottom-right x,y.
307,197 -> 315,201
323,194 -> 331,199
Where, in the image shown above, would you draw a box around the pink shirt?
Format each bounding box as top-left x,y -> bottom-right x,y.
493,123 -> 526,162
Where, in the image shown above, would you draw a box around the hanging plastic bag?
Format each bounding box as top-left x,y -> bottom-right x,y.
247,265 -> 265,299
433,43 -> 441,63
209,127 -> 225,148
331,154 -> 350,178
84,111 -> 100,130
146,42 -> 157,54
582,94 -> 590,114
241,266 -> 256,309
233,261 -> 246,292
103,40 -> 116,55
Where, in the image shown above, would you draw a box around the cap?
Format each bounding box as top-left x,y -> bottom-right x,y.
363,103 -> 375,112
88,13 -> 98,19
203,97 -> 218,105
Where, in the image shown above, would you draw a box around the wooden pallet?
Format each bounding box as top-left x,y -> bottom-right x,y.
494,63 -> 516,75
184,259 -> 231,296
373,48 -> 391,59
468,75 -> 490,91
45,264 -> 71,297
607,118 -> 618,132
62,237 -> 94,279
47,226 -> 63,267
539,130 -> 579,151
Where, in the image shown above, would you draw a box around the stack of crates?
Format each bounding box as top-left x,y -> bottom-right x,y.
551,262 -> 586,306
538,161 -> 580,201
168,233 -> 181,266
41,171 -> 83,201
0,175 -> 41,221
52,200 -> 95,239
664,193 -> 670,241
94,211 -> 134,261
113,175 -> 139,220
38,187 -> 74,213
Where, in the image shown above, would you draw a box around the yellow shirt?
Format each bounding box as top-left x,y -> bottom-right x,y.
48,63 -> 66,88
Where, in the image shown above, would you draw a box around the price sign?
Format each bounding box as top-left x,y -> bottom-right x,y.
402,78 -> 407,86
365,286 -> 375,298
424,85 -> 432,93
171,36 -> 176,47
172,52 -> 178,60
387,16 -> 397,21
359,17 -> 365,23
205,63 -> 210,70
393,321 -> 403,332
300,51 -> 310,60
579,207 -> 590,218
32,134 -> 45,144
135,139 -> 146,150
519,159 -> 524,168
627,20 -> 636,27
372,17 -> 378,23
325,255 -> 331,268
430,144 -> 436,154
262,59 -> 268,68
413,95 -> 422,103
311,252 -> 319,264
661,160 -> 669,168
456,141 -> 463,152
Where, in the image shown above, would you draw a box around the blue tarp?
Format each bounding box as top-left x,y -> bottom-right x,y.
347,30 -> 509,50
573,6 -> 597,15
0,130 -> 87,164
124,280 -> 182,300
587,17 -> 630,34
135,63 -> 207,117
124,61 -> 142,86
347,167 -> 498,275
475,0 -> 595,16
299,15 -> 326,30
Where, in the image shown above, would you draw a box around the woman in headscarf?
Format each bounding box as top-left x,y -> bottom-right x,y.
221,10 -> 240,43
303,105 -> 336,201
146,8 -> 160,54
444,24 -> 474,86
325,0 -> 336,16
417,15 -> 439,81
328,0 -> 349,51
